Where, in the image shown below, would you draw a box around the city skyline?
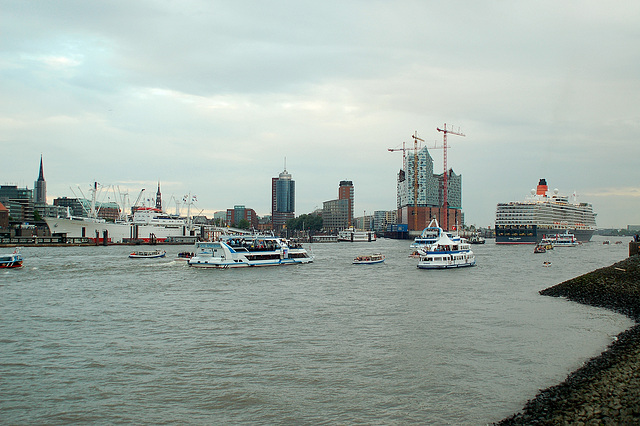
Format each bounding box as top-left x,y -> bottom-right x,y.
1,2 -> 639,228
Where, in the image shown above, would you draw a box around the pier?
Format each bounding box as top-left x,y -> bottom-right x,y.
0,235 -> 197,247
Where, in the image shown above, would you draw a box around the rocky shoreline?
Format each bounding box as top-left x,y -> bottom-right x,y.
498,255 -> 640,424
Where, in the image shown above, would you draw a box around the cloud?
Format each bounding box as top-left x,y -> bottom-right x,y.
1,0 -> 639,226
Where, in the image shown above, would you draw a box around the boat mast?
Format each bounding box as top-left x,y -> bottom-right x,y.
89,182 -> 98,219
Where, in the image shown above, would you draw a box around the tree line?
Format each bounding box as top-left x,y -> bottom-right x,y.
286,214 -> 323,231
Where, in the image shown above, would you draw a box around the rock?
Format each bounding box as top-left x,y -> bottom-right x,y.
496,256 -> 640,425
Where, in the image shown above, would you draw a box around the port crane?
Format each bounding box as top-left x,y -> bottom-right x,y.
436,123 -> 465,229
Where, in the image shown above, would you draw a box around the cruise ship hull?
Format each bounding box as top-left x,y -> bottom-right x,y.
495,225 -> 595,244
45,217 -> 194,243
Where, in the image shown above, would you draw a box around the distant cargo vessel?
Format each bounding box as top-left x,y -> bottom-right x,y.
495,179 -> 597,244
45,182 -> 197,244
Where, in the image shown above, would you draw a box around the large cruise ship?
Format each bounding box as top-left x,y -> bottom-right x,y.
495,179 -> 597,244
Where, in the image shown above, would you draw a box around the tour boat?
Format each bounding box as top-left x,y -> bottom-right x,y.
411,218 -> 462,249
540,232 -> 578,247
188,235 -> 313,268
416,230 -> 476,270
337,228 -> 376,242
0,248 -> 23,268
129,249 -> 166,259
353,253 -> 385,265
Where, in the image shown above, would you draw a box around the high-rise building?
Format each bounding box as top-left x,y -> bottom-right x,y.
322,180 -> 355,232
271,166 -> 295,230
396,146 -> 463,231
338,180 -> 354,227
0,185 -> 34,223
34,155 -> 46,205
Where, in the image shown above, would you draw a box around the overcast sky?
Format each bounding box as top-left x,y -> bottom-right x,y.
2,1 -> 639,228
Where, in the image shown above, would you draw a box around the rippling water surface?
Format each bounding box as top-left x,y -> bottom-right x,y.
0,236 -> 633,424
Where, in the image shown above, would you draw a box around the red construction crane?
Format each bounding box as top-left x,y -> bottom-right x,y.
436,123 -> 465,230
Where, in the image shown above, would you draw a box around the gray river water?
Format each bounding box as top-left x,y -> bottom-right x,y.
0,236 -> 633,424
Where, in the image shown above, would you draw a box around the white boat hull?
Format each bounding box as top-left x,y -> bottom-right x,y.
129,250 -> 166,259
189,257 -> 313,268
353,259 -> 385,265
417,259 -> 476,269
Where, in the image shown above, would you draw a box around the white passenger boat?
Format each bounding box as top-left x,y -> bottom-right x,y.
353,253 -> 385,265
0,248 -> 23,269
411,218 -> 462,249
188,235 -> 313,268
338,228 -> 376,242
541,232 -> 578,247
416,231 -> 476,270
129,249 -> 166,259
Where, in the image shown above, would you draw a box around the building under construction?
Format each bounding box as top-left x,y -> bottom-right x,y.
395,145 -> 463,232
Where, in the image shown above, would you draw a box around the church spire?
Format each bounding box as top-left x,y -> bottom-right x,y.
156,181 -> 162,210
34,155 -> 47,204
38,154 -> 45,181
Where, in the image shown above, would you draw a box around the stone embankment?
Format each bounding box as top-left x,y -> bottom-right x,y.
498,255 -> 640,425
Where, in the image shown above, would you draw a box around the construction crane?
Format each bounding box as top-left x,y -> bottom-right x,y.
436,123 -> 465,230
388,141 -> 409,163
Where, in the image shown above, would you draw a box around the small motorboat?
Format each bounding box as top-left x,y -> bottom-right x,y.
534,244 -> 546,253
468,234 -> 486,244
353,253 -> 385,265
129,249 -> 166,259
176,251 -> 194,261
0,248 -> 23,268
543,261 -> 552,267
408,250 -> 423,258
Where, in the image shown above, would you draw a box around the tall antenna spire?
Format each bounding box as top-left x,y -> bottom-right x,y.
284,156 -> 287,172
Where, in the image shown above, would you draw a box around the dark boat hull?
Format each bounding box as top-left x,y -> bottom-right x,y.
495,225 -> 594,244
